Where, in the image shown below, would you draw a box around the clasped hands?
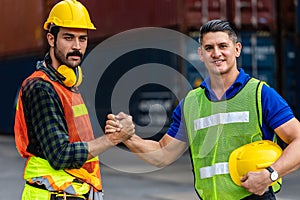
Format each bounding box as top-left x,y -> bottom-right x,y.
105,112 -> 135,145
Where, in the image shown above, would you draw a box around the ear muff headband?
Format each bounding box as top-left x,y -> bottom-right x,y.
57,65 -> 82,87
74,66 -> 83,87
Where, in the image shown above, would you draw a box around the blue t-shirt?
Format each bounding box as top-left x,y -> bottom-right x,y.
167,68 -> 294,142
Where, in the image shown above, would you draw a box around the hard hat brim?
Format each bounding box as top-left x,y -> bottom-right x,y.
229,147 -> 243,186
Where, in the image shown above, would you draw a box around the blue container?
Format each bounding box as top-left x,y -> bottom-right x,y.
238,32 -> 276,87
283,36 -> 299,118
0,56 -> 37,134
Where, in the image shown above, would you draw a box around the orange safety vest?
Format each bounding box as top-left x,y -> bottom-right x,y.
14,69 -> 102,192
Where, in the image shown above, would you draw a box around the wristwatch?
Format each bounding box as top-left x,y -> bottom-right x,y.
266,167 -> 279,182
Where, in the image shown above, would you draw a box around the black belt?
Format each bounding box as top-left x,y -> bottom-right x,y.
26,181 -> 88,200
50,193 -> 87,200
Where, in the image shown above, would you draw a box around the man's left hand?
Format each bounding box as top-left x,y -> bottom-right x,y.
240,169 -> 272,195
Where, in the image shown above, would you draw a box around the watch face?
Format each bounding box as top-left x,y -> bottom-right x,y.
271,171 -> 279,181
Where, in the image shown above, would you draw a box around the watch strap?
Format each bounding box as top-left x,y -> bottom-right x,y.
266,166 -> 274,173
266,166 -> 278,182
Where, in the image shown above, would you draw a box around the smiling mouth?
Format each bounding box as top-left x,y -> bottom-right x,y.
213,60 -> 224,64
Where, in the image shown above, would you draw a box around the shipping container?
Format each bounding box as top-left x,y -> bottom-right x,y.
0,0 -> 45,57
232,0 -> 277,31
238,31 -> 276,87
0,55 -> 40,134
0,0 -> 181,58
280,0 -> 297,32
183,0 -> 228,30
283,35 -> 299,117
0,0 -> 183,135
182,0 -> 278,32
0,0 -> 286,58
298,0 -> 300,33
294,36 -> 300,118
60,0 -> 180,40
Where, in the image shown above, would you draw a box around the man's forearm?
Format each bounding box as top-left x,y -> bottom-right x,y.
124,134 -> 187,168
273,118 -> 300,177
123,134 -> 167,167
87,135 -> 114,160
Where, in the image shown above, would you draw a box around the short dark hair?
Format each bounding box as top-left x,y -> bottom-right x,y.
49,25 -> 60,39
199,19 -> 238,45
48,25 -> 60,47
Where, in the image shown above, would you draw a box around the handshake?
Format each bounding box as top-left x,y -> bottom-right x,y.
105,112 -> 135,145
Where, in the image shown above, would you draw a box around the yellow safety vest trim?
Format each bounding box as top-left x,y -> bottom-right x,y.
24,156 -> 91,195
72,104 -> 88,117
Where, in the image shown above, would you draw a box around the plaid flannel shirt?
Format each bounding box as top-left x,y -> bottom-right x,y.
21,62 -> 88,169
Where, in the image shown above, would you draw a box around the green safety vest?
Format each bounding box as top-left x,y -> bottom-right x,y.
183,78 -> 278,199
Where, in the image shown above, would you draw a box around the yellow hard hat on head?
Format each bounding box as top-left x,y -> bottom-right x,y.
44,0 -> 96,30
229,140 -> 282,186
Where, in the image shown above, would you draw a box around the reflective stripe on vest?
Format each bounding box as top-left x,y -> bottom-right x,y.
194,111 -> 249,131
200,162 -> 229,179
14,69 -> 102,194
25,156 -> 100,195
73,104 -> 88,117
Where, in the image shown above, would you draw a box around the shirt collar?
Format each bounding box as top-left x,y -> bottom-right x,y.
36,60 -> 61,82
200,68 -> 251,100
36,60 -> 80,92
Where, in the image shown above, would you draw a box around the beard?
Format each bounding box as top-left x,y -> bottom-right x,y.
54,47 -> 83,68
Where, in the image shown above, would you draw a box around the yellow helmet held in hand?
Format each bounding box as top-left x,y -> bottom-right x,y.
44,0 -> 96,30
229,140 -> 282,186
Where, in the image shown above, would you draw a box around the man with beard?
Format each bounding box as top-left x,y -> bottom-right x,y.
14,1 -> 135,199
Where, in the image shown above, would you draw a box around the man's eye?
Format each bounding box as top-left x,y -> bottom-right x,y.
65,37 -> 72,41
80,37 -> 87,42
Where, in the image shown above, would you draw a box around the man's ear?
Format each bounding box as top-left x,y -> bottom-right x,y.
235,42 -> 242,58
47,33 -> 55,47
